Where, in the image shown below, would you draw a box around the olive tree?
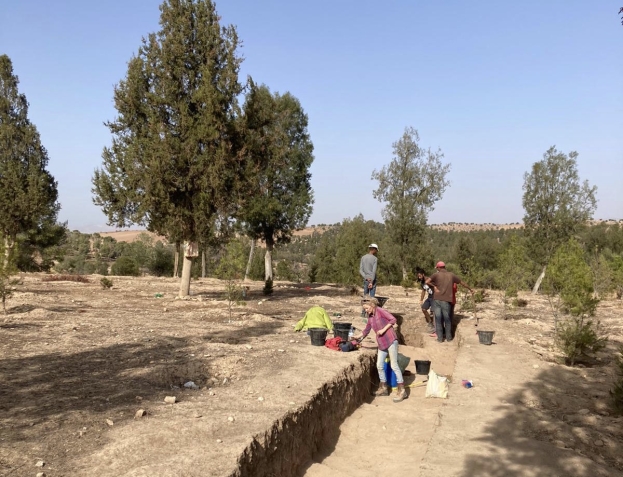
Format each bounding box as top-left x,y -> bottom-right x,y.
372,127 -> 450,279
522,147 -> 597,293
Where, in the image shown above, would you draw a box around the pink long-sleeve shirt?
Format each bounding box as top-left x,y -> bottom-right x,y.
361,307 -> 398,351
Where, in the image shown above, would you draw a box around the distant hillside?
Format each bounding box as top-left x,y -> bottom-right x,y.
98,230 -> 168,244
97,219 -> 622,242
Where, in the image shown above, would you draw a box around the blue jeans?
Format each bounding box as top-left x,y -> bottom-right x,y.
433,300 -> 453,341
377,340 -> 403,384
363,278 -> 377,297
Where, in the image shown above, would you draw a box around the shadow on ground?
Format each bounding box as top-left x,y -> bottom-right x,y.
459,359 -> 623,476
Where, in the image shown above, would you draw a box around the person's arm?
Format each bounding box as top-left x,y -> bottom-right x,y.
426,276 -> 439,294
357,321 -> 372,340
459,280 -> 474,294
359,257 -> 365,279
294,314 -> 306,332
376,308 -> 396,336
371,257 -> 377,279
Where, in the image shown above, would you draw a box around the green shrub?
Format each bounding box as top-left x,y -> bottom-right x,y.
610,346 -> 623,415
263,277 -> 273,296
100,277 -> 113,289
110,256 -> 140,276
544,239 -> 599,318
473,289 -> 487,303
555,316 -> 607,366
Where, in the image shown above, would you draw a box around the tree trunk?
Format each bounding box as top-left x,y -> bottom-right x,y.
401,264 -> 408,281
264,240 -> 274,281
201,249 -> 206,278
2,235 -> 15,271
179,255 -> 193,297
173,242 -> 180,278
532,265 -> 547,295
244,239 -> 255,281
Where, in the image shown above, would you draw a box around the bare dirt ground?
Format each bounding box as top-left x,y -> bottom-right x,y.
1,276 -> 622,476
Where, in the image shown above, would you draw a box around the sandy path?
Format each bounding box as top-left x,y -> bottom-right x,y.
420,328 -> 622,477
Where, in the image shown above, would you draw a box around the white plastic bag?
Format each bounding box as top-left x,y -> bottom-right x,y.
425,369 -> 448,399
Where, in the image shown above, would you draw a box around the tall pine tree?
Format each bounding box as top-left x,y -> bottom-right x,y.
93,0 -> 244,296
240,81 -> 314,280
0,55 -> 60,271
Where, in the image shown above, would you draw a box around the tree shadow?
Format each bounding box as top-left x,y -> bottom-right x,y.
202,322 -> 287,344
0,336 -> 202,445
459,362 -> 622,476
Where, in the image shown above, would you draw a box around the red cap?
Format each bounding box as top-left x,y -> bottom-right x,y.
436,261 -> 446,268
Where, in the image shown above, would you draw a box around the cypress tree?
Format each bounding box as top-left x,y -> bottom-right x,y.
0,55 -> 60,270
240,81 -> 314,280
93,0 -> 244,296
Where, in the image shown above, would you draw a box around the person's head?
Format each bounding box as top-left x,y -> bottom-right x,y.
362,296 -> 378,314
415,267 -> 426,280
368,243 -> 378,255
435,261 -> 446,270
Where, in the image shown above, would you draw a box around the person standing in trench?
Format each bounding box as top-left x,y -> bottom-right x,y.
426,261 -> 473,343
356,297 -> 407,403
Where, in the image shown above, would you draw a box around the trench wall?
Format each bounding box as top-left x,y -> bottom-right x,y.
230,351 -> 376,477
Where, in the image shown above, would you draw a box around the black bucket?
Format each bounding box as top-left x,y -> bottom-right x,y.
477,330 -> 495,345
334,322 -> 352,330
333,322 -> 352,341
309,328 -> 328,346
414,360 -> 431,375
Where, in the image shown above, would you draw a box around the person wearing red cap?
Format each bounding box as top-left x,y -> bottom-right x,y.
426,261 -> 473,343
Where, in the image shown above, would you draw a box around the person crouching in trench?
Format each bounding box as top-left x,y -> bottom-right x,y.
355,297 -> 407,403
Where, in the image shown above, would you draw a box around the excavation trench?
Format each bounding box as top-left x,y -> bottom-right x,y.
230,326 -> 442,477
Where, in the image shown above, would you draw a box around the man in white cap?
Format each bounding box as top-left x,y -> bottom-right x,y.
360,244 -> 378,297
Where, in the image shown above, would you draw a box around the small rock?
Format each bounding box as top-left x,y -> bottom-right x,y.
105,419 -> 114,426
135,409 -> 146,419
164,396 -> 177,404
553,440 -> 567,449
194,413 -> 203,418
578,409 -> 590,415
289,401 -> 295,405
533,365 -> 539,369
216,439 -> 222,443
227,416 -> 235,422
35,461 -> 45,468
163,308 -> 167,312
277,349 -> 285,353
222,378 -> 228,385
258,396 -> 264,402
289,340 -> 295,343
245,345 -> 252,350
594,439 -> 605,447
135,396 -> 143,401
36,473 -> 46,477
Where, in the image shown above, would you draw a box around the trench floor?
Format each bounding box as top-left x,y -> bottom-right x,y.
301,334 -> 459,477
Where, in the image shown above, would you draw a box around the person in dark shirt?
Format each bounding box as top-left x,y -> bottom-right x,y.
416,268 -> 434,334
426,261 -> 473,343
359,244 -> 378,297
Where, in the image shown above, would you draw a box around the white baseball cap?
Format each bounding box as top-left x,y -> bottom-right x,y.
368,243 -> 379,250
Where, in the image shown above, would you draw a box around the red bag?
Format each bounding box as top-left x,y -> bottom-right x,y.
324,336 -> 343,351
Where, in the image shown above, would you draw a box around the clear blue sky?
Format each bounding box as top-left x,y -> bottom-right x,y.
2,1 -> 622,231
